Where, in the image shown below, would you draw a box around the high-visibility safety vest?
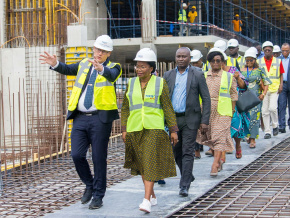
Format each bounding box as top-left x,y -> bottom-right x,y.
178,9 -> 187,22
203,71 -> 233,117
203,61 -> 212,72
227,55 -> 245,70
126,75 -> 164,132
68,58 -> 122,111
258,57 -> 280,93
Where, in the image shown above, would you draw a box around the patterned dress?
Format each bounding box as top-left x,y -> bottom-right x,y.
240,68 -> 272,139
196,70 -> 238,152
121,79 -> 177,182
227,66 -> 251,138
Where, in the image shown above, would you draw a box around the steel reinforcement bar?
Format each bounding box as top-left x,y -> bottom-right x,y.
169,137 -> 290,218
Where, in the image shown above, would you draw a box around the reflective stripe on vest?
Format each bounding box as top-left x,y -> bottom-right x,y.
68,58 -> 122,111
203,61 -> 212,72
126,75 -> 164,132
203,71 -> 233,117
227,56 -> 244,70
178,9 -> 187,22
258,57 -> 280,92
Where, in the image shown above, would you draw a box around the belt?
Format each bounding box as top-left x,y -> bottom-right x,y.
78,111 -> 98,116
283,81 -> 287,83
175,112 -> 185,117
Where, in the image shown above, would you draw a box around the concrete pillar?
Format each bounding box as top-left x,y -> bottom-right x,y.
0,0 -> 4,46
82,0 -> 108,40
142,0 -> 156,42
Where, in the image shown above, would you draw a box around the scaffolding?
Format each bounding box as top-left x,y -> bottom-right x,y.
105,0 -> 290,45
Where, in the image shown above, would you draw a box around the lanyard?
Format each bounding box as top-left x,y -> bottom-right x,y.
247,67 -> 255,79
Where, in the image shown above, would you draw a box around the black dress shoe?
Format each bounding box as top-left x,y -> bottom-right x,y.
279,128 -> 286,133
264,133 -> 271,139
179,187 -> 188,197
273,127 -> 279,136
81,188 -> 93,204
89,197 -> 103,210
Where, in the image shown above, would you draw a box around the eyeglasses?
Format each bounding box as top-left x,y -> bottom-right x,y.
135,66 -> 147,70
245,59 -> 254,62
210,59 -> 222,63
264,49 -> 272,52
93,48 -> 109,54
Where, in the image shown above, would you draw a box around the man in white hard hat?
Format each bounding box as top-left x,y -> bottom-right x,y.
40,35 -> 122,209
273,45 -> 282,58
164,47 -> 210,197
178,1 -> 189,36
278,43 -> 290,134
190,49 -> 204,69
227,39 -> 245,70
259,41 -> 284,139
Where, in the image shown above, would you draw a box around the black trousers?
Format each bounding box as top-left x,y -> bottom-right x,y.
71,113 -> 112,199
173,116 -> 197,189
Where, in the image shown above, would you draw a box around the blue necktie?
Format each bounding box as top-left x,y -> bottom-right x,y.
84,69 -> 97,109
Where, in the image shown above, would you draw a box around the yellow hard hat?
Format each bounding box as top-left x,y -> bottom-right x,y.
235,14 -> 239,17
192,6 -> 196,9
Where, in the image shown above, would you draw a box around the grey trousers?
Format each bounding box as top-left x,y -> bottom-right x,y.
173,116 -> 197,189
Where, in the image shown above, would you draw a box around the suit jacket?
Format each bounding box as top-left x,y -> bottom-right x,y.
51,58 -> 121,123
164,65 -> 211,130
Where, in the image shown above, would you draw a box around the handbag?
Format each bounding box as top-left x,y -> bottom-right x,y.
236,88 -> 261,113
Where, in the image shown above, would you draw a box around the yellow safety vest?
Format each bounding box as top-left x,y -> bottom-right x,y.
126,75 -> 164,132
68,58 -> 122,111
178,9 -> 187,22
203,71 -> 233,117
258,57 -> 280,93
203,61 -> 212,71
227,56 -> 245,70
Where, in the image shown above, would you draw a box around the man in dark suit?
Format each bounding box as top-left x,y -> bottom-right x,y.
164,47 -> 210,197
39,35 -> 122,209
278,43 -> 290,133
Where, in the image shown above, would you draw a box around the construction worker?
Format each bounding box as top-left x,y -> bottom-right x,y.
227,39 -> 244,71
232,14 -> 242,34
259,41 -> 284,139
188,6 -> 198,35
204,40 -> 228,71
39,35 -> 122,210
273,45 -> 282,58
178,3 -> 188,36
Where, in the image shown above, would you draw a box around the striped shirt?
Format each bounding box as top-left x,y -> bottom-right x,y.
172,66 -> 189,113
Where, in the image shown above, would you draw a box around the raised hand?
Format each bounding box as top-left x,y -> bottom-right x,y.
39,51 -> 57,67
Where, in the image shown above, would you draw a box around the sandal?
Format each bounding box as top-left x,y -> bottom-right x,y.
235,145 -> 242,159
250,142 -> 256,149
218,159 -> 225,172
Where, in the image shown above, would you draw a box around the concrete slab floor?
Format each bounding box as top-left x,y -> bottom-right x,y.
45,129 -> 290,218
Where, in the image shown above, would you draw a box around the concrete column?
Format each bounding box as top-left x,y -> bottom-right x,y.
142,0 -> 156,42
0,0 -> 4,46
82,0 -> 108,40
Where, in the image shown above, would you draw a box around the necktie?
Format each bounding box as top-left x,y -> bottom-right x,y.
84,69 -> 97,109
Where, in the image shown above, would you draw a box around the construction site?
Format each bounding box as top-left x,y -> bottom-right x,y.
1,0 -> 290,217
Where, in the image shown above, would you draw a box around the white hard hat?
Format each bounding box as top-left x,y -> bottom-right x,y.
273,45 -> 281,53
227,39 -> 239,48
214,40 -> 227,52
262,41 -> 274,49
207,48 -> 228,61
182,3 -> 187,7
94,35 -> 113,51
134,48 -> 157,62
248,47 -> 258,54
190,50 -> 203,62
244,49 -> 257,59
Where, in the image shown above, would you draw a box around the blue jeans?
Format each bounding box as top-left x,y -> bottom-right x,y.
278,82 -> 290,129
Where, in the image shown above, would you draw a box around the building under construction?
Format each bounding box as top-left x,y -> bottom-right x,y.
1,0 -> 290,217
